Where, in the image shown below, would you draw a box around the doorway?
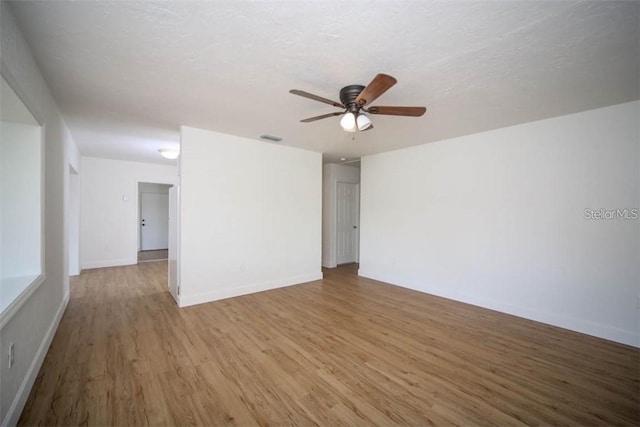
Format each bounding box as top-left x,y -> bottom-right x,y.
321,163 -> 361,268
68,165 -> 80,275
336,181 -> 360,265
137,182 -> 172,262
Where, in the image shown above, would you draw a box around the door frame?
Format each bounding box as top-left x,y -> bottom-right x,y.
135,180 -> 175,252
335,181 -> 360,265
68,164 -> 80,275
168,185 -> 180,303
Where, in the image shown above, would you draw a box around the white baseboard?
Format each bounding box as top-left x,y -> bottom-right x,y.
2,290 -> 69,427
81,258 -> 137,270
358,269 -> 639,348
179,272 -> 324,308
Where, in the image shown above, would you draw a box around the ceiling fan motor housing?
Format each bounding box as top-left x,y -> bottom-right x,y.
340,85 -> 366,113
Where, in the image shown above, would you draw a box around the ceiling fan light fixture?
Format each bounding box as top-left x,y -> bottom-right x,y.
340,112 -> 356,132
357,113 -> 372,131
159,149 -> 180,160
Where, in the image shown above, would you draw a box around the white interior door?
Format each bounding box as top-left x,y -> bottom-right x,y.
140,192 -> 169,250
168,186 -> 179,302
336,182 -> 359,264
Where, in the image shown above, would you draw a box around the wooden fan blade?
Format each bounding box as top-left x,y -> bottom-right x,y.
290,89 -> 344,108
354,74 -> 397,107
367,106 -> 427,116
300,111 -> 344,123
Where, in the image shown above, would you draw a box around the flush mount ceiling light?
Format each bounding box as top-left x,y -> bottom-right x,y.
158,149 -> 180,160
290,73 -> 426,133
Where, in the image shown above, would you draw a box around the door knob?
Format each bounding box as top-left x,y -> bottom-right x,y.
353,225 -> 358,229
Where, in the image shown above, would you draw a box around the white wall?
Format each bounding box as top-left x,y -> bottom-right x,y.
80,156 -> 177,269
360,101 -> 640,347
0,3 -> 81,424
322,163 -> 360,268
179,127 -> 322,307
0,122 -> 41,278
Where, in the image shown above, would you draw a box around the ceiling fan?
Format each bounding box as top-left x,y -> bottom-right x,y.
290,74 -> 426,132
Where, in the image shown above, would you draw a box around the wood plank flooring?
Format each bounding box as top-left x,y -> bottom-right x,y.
19,262 -> 639,425
137,249 -> 168,262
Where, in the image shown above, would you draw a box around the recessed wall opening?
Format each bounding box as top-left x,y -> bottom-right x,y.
0,74 -> 44,323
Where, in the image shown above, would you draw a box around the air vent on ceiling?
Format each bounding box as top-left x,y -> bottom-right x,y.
260,134 -> 282,142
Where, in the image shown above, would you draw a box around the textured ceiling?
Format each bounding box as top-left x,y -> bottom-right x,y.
7,1 -> 640,165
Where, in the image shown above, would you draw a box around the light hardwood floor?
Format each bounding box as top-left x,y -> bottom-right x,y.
20,262 -> 639,425
137,249 -> 168,262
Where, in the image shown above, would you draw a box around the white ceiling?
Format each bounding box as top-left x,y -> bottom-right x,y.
8,1 -> 639,165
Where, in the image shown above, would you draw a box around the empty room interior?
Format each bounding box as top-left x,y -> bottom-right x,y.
0,1 -> 639,426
